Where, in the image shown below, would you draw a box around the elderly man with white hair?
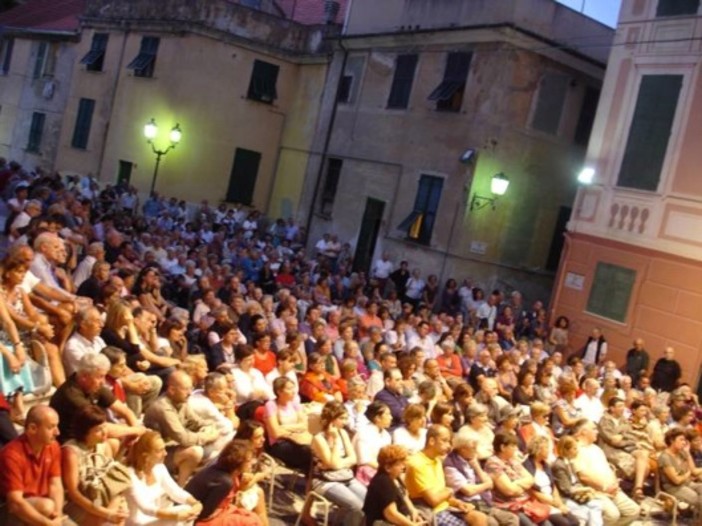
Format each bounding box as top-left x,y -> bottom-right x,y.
72,241 -> 105,288
575,378 -> 604,424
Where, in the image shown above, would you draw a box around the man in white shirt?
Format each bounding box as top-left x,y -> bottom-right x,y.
187,372 -> 238,447
63,307 -> 106,375
408,321 -> 436,359
574,378 -> 605,423
72,241 -> 105,289
29,232 -> 65,291
475,293 -> 498,330
8,199 -> 41,241
372,252 -> 394,293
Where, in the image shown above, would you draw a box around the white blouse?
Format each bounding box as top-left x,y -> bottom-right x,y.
125,463 -> 194,525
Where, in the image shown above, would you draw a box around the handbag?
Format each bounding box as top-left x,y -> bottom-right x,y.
81,451 -> 132,506
319,467 -> 354,482
27,347 -> 52,395
522,498 -> 551,524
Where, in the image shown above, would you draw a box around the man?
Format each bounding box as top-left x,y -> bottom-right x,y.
372,251 -> 394,295
424,359 -> 454,401
76,261 -> 110,301
651,346 -> 682,392
72,241 -> 105,289
581,328 -> 607,365
187,372 -> 238,445
9,199 -> 41,242
406,424 -> 490,526
366,351 -> 397,398
144,370 -> 220,485
475,293 -> 498,331
390,260 -> 411,300
469,350 -> 496,392
474,377 -> 510,428
374,367 -> 409,430
574,378 -> 604,424
571,419 -> 640,523
624,338 -> 649,386
0,405 -> 73,526
444,434 -> 519,526
30,233 -> 70,292
50,353 -> 144,444
598,397 -> 651,500
408,321 -> 436,359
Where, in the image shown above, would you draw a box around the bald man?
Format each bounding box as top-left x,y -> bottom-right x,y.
0,405 -> 73,525
144,370 -> 220,485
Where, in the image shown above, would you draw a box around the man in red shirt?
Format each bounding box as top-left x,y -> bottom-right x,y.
0,404 -> 69,525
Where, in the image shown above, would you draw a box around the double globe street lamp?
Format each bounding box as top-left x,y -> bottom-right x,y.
143,118 -> 182,194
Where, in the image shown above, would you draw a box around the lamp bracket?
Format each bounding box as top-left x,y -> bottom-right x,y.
470,193 -> 497,211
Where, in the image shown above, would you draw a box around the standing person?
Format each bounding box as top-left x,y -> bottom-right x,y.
0,405 -> 68,526
309,401 -> 367,526
405,269 -> 425,306
580,328 -> 606,366
372,252 -> 394,297
651,346 -> 682,392
363,445 -> 425,526
389,261 -> 411,302
624,339 -> 649,387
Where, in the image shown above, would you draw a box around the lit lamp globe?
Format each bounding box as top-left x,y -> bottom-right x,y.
578,167 -> 595,185
169,124 -> 182,144
490,173 -> 510,196
144,119 -> 158,141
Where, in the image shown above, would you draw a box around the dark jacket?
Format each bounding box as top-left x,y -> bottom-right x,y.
651,358 -> 681,392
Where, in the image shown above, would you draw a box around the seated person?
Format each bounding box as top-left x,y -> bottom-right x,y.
265,347 -> 300,401
353,401 -> 393,485
143,370 -> 222,485
0,405 -> 66,526
300,351 -> 343,403
231,344 -> 273,405
598,397 -> 651,501
393,403 -> 428,455
363,444 -> 425,526
185,439 -> 265,526
374,367 -> 409,430
658,428 -> 702,517
187,371 -> 239,441
456,403 -> 494,461
50,353 -> 144,444
406,424 -> 489,526
263,376 -> 313,471
444,434 -> 519,526
570,419 -> 640,524
125,431 -> 202,524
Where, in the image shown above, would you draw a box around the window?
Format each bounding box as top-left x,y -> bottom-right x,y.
71,98 -> 95,149
247,60 -> 279,103
428,52 -> 472,112
226,148 -> 261,205
337,75 -> 353,103
531,74 -> 570,135
387,54 -> 418,109
574,87 -> 600,147
33,42 -> 56,79
320,158 -> 342,215
586,262 -> 636,323
656,0 -> 699,16
127,36 -> 159,78
617,74 -> 682,192
397,175 -> 443,245
80,33 -> 108,72
27,112 -> 45,152
0,39 -> 13,75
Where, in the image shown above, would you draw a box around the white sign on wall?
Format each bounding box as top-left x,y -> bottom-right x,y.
564,272 -> 585,291
470,241 -> 487,255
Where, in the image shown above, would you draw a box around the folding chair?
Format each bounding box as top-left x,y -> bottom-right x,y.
261,452 -> 306,515
294,465 -> 334,526
641,466 -> 681,525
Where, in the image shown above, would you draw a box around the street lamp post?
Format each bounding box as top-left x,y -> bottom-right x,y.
143,118 -> 182,194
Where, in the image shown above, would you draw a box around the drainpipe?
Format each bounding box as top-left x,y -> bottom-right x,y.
303,37 -> 348,244
96,25 -> 129,181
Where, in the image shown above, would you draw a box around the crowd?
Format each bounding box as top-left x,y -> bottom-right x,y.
0,163 -> 700,526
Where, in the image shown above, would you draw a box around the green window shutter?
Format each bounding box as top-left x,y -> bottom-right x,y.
247,60 -> 279,103
617,75 -> 682,192
531,74 -> 570,135
586,263 -> 636,323
387,54 -> 418,109
71,98 -> 96,149
27,112 -> 45,152
33,42 -> 47,79
226,148 -> 261,205
656,0 -> 699,17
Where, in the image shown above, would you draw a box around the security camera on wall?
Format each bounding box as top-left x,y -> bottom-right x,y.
460,149 -> 476,164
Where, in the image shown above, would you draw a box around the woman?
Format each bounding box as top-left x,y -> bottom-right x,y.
548,316 -> 569,355
316,336 -> 340,379
0,292 -> 36,398
658,428 -> 702,516
523,436 -> 580,526
63,406 -> 130,525
157,317 -> 189,361
207,321 -> 239,374
430,401 -> 455,429
185,440 -> 265,526
363,445 -> 424,526
342,340 -> 369,381
496,355 -> 517,399
300,352 -> 343,403
552,382 -> 581,437
439,278 -> 460,316
647,405 -> 671,450
235,420 -> 275,512
125,431 -> 203,525
353,401 -> 393,485
0,255 -> 62,386
263,376 -> 312,471
495,306 -> 516,340
231,344 -> 273,405
436,336 -> 462,379
422,274 -> 439,313
534,366 -> 557,406
451,382 -> 474,431
458,403 -> 495,461
484,432 -> 544,526
513,369 -> 537,406
392,403 -> 427,454
397,354 -> 418,398
310,401 -> 367,526
519,402 -> 556,465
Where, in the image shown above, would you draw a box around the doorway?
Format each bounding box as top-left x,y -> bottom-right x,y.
117,160 -> 133,186
353,197 -> 385,273
546,206 -> 572,272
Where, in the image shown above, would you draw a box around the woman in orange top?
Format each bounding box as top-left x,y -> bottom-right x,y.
251,333 -> 276,376
436,335 -> 462,379
300,352 -> 343,404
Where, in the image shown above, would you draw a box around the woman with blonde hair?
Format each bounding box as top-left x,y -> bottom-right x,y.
125,430 -> 202,525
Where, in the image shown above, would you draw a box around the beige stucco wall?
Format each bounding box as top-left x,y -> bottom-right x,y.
55,30 -> 328,214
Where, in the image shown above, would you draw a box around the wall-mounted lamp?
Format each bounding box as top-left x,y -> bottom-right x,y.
577,167 -> 595,185
470,172 -> 510,211
460,148 -> 476,164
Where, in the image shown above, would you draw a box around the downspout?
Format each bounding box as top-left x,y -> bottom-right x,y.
303,37 -> 348,242
96,25 -> 129,181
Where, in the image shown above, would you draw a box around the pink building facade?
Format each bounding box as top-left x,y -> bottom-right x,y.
552,0 -> 702,390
